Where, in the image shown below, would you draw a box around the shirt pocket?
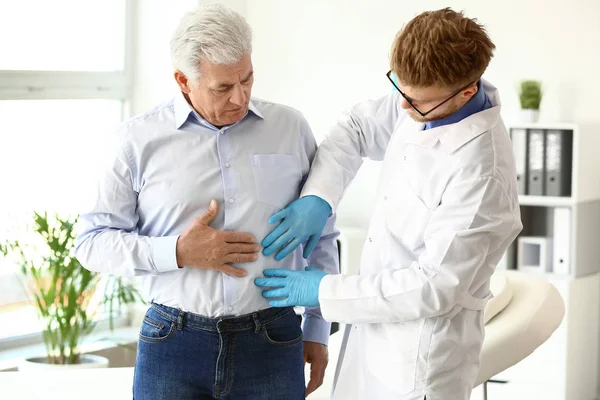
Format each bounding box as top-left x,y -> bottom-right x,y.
251,154 -> 302,209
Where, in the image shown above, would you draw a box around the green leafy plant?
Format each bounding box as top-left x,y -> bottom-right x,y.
519,80 -> 543,110
0,212 -> 144,365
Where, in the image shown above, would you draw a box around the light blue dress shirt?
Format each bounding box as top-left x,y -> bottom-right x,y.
75,93 -> 339,345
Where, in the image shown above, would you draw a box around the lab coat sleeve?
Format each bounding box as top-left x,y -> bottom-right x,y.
298,115 -> 341,345
300,92 -> 403,211
75,130 -> 179,276
318,176 -> 521,323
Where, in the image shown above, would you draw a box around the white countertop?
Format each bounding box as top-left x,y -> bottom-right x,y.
0,366 -> 333,400
1,367 -> 136,400
0,331 -> 343,400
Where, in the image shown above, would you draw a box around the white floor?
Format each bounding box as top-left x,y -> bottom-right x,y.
470,382 -> 571,400
0,368 -> 571,400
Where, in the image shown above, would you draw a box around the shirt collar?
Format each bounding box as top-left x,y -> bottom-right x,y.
424,80 -> 489,130
405,79 -> 501,153
174,92 -> 264,130
248,101 -> 264,120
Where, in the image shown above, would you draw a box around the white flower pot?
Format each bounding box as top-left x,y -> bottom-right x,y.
19,354 -> 109,371
520,109 -> 540,123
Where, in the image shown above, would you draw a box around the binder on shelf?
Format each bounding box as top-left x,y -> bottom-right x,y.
510,128 -> 528,195
544,129 -> 573,197
552,207 -> 571,276
527,129 -> 546,196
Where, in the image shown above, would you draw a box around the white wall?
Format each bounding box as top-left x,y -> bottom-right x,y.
247,0 -> 600,228
130,0 -> 196,115
131,0 -> 600,227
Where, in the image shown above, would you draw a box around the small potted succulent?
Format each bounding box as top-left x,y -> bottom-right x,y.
519,80 -> 542,123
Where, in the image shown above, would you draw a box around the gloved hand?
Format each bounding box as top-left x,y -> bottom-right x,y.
262,195 -> 332,261
254,266 -> 326,308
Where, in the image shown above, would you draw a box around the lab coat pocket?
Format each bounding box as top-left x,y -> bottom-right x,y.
365,321 -> 423,394
385,178 -> 435,252
251,154 -> 302,208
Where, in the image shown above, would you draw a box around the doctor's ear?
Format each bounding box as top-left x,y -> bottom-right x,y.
460,82 -> 479,101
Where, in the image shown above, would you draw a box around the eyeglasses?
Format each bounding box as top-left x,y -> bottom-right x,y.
386,70 -> 473,117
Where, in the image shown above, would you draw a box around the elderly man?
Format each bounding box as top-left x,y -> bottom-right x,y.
75,4 -> 338,400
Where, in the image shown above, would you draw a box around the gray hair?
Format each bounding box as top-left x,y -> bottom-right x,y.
170,4 -> 252,79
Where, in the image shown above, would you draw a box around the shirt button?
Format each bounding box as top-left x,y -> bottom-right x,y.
220,130 -> 225,135
225,162 -> 231,168
228,306 -> 233,312
229,198 -> 235,204
384,196 -> 387,200
403,155 -> 407,161
369,237 -> 372,242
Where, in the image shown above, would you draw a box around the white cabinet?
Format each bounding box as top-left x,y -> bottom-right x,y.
495,122 -> 600,400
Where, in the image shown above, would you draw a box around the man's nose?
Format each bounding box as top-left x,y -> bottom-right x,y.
230,84 -> 246,106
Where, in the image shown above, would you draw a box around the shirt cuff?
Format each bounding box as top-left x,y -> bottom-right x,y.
302,314 -> 331,346
151,235 -> 180,273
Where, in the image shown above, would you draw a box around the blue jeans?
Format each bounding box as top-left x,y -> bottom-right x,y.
133,303 -> 305,400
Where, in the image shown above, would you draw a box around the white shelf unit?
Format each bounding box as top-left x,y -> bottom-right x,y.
491,122 -> 600,400
501,122 -> 600,279
500,201 -> 600,279
517,195 -> 573,207
508,121 -> 600,204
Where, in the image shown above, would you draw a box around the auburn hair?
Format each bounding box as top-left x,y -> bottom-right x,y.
390,8 -> 495,89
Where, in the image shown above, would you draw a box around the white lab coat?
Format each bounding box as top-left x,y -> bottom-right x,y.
302,80 -> 522,400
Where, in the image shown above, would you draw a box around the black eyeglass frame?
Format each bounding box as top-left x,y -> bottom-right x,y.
386,70 -> 475,117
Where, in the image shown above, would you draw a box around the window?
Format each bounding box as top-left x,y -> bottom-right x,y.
0,99 -> 123,212
0,0 -> 134,347
0,0 -> 126,72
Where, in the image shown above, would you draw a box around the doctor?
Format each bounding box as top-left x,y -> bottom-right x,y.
255,8 -> 522,400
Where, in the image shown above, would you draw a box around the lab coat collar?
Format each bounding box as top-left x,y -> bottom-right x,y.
174,91 -> 264,130
405,79 -> 502,153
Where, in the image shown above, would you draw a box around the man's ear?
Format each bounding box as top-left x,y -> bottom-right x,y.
174,71 -> 191,93
461,82 -> 478,101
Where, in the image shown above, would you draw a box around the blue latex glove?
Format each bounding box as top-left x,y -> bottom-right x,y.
262,195 -> 332,261
254,267 -> 326,308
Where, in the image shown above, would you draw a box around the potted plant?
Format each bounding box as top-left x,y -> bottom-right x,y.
0,212 -> 144,370
519,80 -> 542,123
